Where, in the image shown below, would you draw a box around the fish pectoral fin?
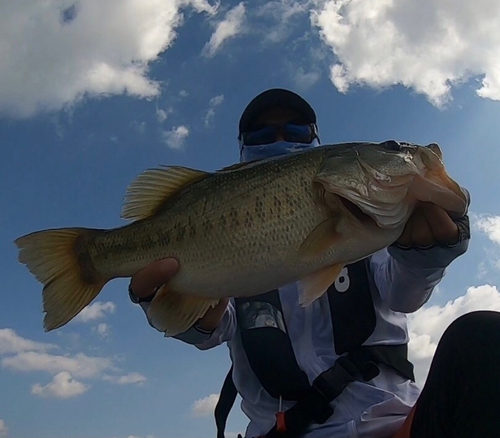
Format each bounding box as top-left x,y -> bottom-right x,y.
299,263 -> 345,307
298,217 -> 341,260
146,287 -> 219,337
121,166 -> 209,221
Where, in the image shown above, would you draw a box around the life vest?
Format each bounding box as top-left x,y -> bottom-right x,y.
215,259 -> 415,438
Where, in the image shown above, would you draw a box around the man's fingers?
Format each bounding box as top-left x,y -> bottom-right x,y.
422,203 -> 459,244
130,258 -> 179,298
410,208 -> 434,247
397,216 -> 414,246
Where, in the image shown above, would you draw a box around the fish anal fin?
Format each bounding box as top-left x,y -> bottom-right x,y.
298,217 -> 341,260
299,263 -> 345,307
121,166 -> 209,221
146,286 -> 219,337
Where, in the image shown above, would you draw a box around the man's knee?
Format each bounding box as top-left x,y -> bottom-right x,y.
441,310 -> 500,349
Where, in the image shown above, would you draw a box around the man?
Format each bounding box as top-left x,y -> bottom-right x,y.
129,89 -> 500,437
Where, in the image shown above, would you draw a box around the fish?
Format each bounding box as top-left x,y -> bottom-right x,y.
15,141 -> 467,336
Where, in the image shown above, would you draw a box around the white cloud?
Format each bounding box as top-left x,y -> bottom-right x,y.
125,435 -> 156,438
203,3 -> 246,57
292,67 -> 321,90
156,108 -> 172,123
94,323 -> 111,338
408,284 -> 500,384
192,393 -> 219,417
103,372 -> 147,385
131,121 -> 147,134
161,125 -> 190,150
0,328 -> 57,355
204,94 -> 224,126
256,0 -> 310,44
474,214 -> 500,246
0,0 -> 217,118
1,351 -> 114,378
311,0 -> 500,107
31,371 -> 89,399
0,419 -> 7,437
74,301 -> 116,322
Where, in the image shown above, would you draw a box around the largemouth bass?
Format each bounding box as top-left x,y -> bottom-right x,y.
15,141 -> 467,336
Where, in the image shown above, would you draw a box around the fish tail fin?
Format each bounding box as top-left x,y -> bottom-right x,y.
15,228 -> 107,331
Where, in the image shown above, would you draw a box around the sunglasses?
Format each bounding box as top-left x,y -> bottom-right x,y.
240,123 -> 318,146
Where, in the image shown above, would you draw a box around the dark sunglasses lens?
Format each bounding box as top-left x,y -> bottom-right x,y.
283,124 -> 313,142
242,126 -> 277,146
242,124 -> 315,146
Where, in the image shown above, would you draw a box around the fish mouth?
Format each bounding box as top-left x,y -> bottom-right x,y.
337,195 -> 379,227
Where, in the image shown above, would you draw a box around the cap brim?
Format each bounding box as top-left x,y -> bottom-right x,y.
239,88 -> 316,135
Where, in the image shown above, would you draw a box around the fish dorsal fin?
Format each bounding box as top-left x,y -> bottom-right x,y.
121,166 -> 209,221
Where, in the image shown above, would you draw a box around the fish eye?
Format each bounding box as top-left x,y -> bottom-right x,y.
380,140 -> 402,151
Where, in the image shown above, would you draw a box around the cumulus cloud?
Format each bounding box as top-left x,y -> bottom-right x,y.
292,67 -> 321,90
474,214 -> 500,246
203,3 -> 246,57
94,323 -> 111,338
408,284 -> 500,384
0,329 -> 57,355
204,94 -> 224,126
156,107 -> 173,123
161,125 -> 190,149
103,372 -> 147,385
0,0 -> 217,118
472,213 -> 500,273
125,435 -> 156,438
1,351 -> 114,379
1,331 -> 145,398
256,0 -> 310,44
32,371 -> 89,399
74,301 -> 116,323
131,121 -> 147,134
0,419 -> 7,437
192,393 -> 219,417
311,0 -> 500,107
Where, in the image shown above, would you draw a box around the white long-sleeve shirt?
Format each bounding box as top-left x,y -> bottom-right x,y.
158,240 -> 469,438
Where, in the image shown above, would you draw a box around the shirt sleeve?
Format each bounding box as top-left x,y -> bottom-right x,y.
369,214 -> 470,313
173,300 -> 237,350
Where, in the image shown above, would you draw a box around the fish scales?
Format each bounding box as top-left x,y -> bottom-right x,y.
88,148 -> 330,297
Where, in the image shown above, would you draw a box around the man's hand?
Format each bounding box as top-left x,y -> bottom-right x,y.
130,258 -> 180,299
397,203 -> 459,247
129,258 -> 228,332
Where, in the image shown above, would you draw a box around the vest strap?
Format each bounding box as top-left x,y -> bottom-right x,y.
215,345 -> 414,438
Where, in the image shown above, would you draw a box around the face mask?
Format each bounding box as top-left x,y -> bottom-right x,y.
240,139 -> 319,163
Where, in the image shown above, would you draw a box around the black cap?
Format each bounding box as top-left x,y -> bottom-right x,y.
238,88 -> 316,136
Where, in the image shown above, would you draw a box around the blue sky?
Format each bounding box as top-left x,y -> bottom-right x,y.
1,1 -> 500,437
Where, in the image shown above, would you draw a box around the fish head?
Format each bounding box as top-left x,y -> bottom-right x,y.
315,141 -> 467,230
